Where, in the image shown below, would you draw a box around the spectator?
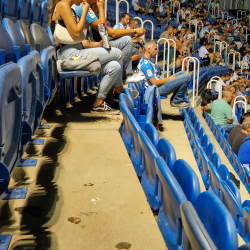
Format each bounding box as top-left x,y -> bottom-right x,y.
50,0 -> 124,114
213,73 -> 232,96
240,42 -> 249,55
74,5 -> 146,84
199,23 -> 212,38
199,32 -> 209,45
242,51 -> 250,65
201,89 -> 216,117
144,0 -> 153,14
138,40 -> 191,109
228,117 -> 250,155
198,42 -> 214,65
131,0 -> 149,15
178,20 -> 186,30
230,67 -> 241,82
238,132 -> 250,171
202,91 -> 238,133
152,6 -> 170,24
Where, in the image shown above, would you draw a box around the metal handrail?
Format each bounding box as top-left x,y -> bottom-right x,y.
182,56 -> 200,107
233,100 -> 247,116
156,38 -> 176,78
207,79 -> 223,99
115,0 -> 129,24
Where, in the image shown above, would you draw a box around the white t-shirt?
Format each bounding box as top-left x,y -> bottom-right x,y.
242,56 -> 250,64
185,33 -> 194,39
195,4 -> 200,8
214,79 -> 225,93
230,72 -> 238,82
199,46 -> 208,58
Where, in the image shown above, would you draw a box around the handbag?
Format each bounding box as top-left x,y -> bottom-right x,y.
53,3 -> 85,45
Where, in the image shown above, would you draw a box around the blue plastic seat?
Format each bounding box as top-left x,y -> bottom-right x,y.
207,161 -> 222,198
201,134 -> 210,154
127,112 -> 143,177
41,0 -> 49,28
120,102 -> 133,154
31,0 -> 42,25
144,123 -> 159,148
220,180 -> 243,231
218,164 -> 230,182
0,0 -> 3,21
207,143 -> 216,161
195,192 -> 238,250
3,0 -> 19,22
242,201 -> 250,243
155,157 -> 187,249
172,159 -> 201,205
211,152 -> 221,170
0,62 -> 23,192
180,201 -> 218,250
19,0 -> 32,26
138,130 -> 160,210
157,138 -> 176,170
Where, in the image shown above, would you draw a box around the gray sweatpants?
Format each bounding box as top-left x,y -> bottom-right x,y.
57,43 -> 123,99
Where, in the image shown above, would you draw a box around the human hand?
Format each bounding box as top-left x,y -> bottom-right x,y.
96,0 -> 104,9
169,75 -> 176,80
82,1 -> 90,12
98,40 -> 111,48
136,28 -> 146,36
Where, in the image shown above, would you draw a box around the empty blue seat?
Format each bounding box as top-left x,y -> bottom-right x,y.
207,143 -> 216,161
172,159 -> 201,205
120,102 -> 133,154
155,157 -> 187,249
157,138 -> 176,170
41,0 -> 49,28
31,0 -> 42,25
208,161 -> 222,198
138,130 -> 160,210
3,0 -> 19,22
201,134 -> 210,153
19,0 -> 32,26
220,180 -> 243,231
242,201 -> 250,243
218,164 -> 230,182
211,152 -> 221,170
0,0 -> 3,21
0,62 -> 23,187
144,123 -> 159,148
180,201 -> 218,250
195,192 -> 238,250
127,112 -> 143,176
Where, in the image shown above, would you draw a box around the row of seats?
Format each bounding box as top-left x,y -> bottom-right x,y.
0,0 -> 49,28
182,107 -> 250,244
120,80 -> 250,250
205,112 -> 250,192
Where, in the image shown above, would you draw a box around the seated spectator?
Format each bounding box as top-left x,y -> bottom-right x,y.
242,69 -> 250,79
199,23 -> 212,38
234,26 -> 245,42
198,42 -> 214,65
129,18 -> 144,55
201,89 -> 216,117
242,51 -> 250,65
200,32 -> 209,45
138,40 -> 191,109
114,13 -> 143,62
240,42 -> 249,55
238,130 -> 250,170
132,0 -> 149,15
195,1 -> 202,9
213,73 -> 233,96
144,0 -> 153,15
208,43 -> 222,65
228,117 -> 250,155
74,5 -> 146,84
152,6 -> 170,24
202,91 -> 238,133
159,0 -> 170,16
178,20 -> 186,30
230,67 -> 241,82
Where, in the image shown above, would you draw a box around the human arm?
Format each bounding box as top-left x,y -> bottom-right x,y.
96,0 -> 106,24
57,1 -> 89,39
149,75 -> 176,86
81,40 -> 111,48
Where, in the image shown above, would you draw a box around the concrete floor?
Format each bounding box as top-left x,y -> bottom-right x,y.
0,96 -> 167,250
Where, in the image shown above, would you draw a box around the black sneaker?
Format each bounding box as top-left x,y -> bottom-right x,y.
111,93 -> 121,103
90,101 -> 120,115
170,101 -> 190,109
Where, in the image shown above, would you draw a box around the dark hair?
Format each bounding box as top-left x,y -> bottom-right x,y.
182,19 -> 186,22
225,73 -> 231,77
201,89 -> 216,106
121,13 -> 130,19
204,42 -> 209,46
240,112 -> 250,124
229,69 -> 234,74
235,67 -> 241,71
177,30 -> 181,36
153,6 -> 158,12
243,69 -> 250,73
173,26 -> 178,30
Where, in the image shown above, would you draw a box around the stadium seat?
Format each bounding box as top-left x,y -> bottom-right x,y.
180,201 -> 218,250
207,161 -> 222,198
207,143 -> 216,161
195,192 -> 238,250
19,0 -> 32,26
211,152 -> 221,170
31,0 -> 42,25
120,102 -> 133,154
171,159 -> 201,205
144,123 -> 159,148
0,62 -> 23,189
0,0 -> 3,21
157,138 -> 176,170
16,20 -> 36,51
138,130 -> 160,210
155,157 -> 187,249
3,0 -> 19,22
127,112 -> 143,177
218,164 -> 230,183
41,0 -> 49,28
220,181 -> 243,231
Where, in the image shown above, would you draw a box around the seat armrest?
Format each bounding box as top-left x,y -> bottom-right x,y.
35,43 -> 41,53
14,46 -> 20,62
0,49 -> 5,65
26,44 -> 31,54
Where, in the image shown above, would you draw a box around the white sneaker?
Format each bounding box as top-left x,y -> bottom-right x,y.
124,74 -> 145,84
219,62 -> 224,66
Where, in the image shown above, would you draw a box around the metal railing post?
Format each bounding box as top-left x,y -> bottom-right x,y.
116,0 -> 129,24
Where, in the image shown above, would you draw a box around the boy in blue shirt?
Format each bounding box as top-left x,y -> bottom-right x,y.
138,40 -> 191,109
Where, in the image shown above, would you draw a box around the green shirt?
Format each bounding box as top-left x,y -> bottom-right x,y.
210,2 -> 216,6
209,99 -> 232,127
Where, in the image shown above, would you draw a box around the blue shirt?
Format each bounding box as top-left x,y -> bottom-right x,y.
74,5 -> 97,24
113,22 -> 129,29
138,57 -> 161,88
199,26 -> 209,38
238,136 -> 250,166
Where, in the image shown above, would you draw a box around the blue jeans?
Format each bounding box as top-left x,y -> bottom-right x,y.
110,36 -> 133,76
158,71 -> 191,103
223,115 -> 238,133
57,43 -> 123,99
